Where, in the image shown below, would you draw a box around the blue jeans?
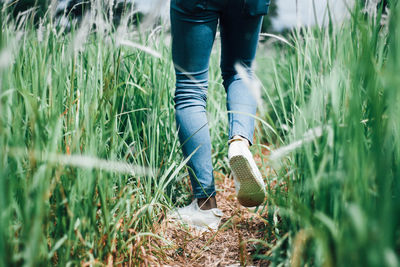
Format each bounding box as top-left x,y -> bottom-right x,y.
171,0 -> 268,199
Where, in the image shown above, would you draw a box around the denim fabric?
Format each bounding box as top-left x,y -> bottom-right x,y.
171,0 -> 264,198
243,0 -> 271,16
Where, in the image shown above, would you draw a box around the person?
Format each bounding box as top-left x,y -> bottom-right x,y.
169,0 -> 270,231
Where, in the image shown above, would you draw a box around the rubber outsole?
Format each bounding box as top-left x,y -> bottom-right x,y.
229,155 -> 265,207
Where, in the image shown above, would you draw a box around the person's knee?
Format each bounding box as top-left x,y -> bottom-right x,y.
174,84 -> 208,110
221,64 -> 254,90
222,71 -> 245,90
174,67 -> 209,109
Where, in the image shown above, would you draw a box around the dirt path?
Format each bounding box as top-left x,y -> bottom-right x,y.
156,174 -> 274,266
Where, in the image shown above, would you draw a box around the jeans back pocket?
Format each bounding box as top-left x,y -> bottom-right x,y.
174,0 -> 208,13
244,0 -> 271,16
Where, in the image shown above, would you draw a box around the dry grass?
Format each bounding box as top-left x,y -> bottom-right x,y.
152,173 -> 275,267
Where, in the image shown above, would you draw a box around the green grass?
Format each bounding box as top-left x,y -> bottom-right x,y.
0,4 -> 192,265
253,1 -> 400,266
1,0 -> 400,266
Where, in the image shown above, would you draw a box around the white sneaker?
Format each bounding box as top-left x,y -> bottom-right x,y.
228,138 -> 266,207
168,199 -> 224,231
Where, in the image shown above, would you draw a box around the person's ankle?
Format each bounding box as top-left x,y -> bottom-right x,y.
197,196 -> 217,210
230,135 -> 250,147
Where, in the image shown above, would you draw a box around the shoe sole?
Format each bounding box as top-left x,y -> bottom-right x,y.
229,155 -> 265,207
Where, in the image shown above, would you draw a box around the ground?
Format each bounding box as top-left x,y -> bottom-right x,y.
153,173 -> 274,267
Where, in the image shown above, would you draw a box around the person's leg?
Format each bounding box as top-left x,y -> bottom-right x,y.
219,1 -> 266,207
219,3 -> 264,145
170,3 -> 219,208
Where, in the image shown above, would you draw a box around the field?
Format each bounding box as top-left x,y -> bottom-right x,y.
0,1 -> 399,266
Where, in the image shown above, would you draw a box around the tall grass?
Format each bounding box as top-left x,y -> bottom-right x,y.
1,0 -> 399,266
0,2 -> 203,264
254,1 -> 400,265
0,0 -> 233,264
